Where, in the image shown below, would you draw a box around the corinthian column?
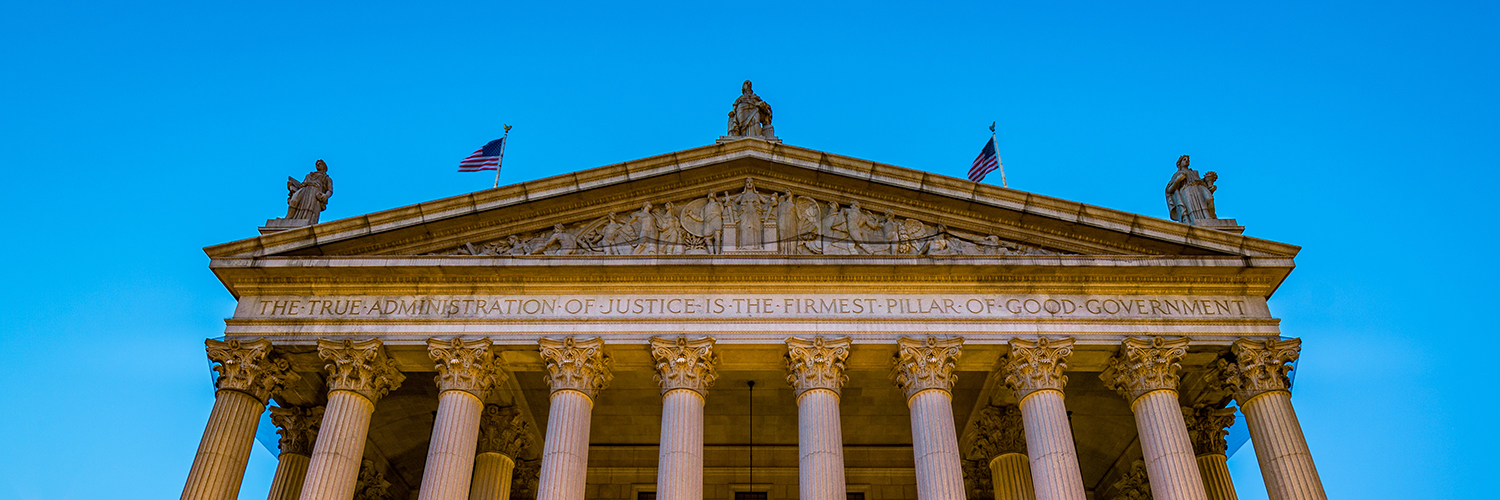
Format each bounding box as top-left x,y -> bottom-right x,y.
891,336 -> 966,500
651,336 -> 720,500
182,338 -> 297,500
1101,336 -> 1208,500
298,339 -> 405,500
785,336 -> 852,500
1001,337 -> 1086,500
470,405 -> 533,500
1208,338 -> 1326,500
973,405 -> 1033,500
536,337 -> 613,500
419,338 -> 506,500
266,405 -> 323,500
1184,405 -> 1239,500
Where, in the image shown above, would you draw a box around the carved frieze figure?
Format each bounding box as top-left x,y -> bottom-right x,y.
628,202 -> 658,255
726,80 -> 774,139
285,159 -> 333,223
598,213 -> 631,255
533,224 -> 579,256
731,179 -> 771,248
1165,154 -> 1218,224
680,192 -> 724,254
655,202 -> 685,255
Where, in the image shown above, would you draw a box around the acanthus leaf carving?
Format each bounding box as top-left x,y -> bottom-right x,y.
538,336 -> 613,399
972,404 -> 1027,460
1101,336 -> 1191,403
1002,337 -> 1074,400
317,338 -> 406,404
476,404 -> 532,458
785,336 -> 852,396
650,336 -> 720,396
353,459 -> 393,500
1110,461 -> 1153,500
205,338 -> 298,403
427,337 -> 505,399
1182,404 -> 1237,456
1207,337 -> 1301,404
268,405 -> 324,457
890,336 -> 963,400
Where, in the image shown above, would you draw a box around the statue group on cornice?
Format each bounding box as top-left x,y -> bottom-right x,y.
432,178 -> 1063,257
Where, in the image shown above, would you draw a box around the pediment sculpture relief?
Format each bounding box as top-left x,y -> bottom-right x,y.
430,179 -> 1067,257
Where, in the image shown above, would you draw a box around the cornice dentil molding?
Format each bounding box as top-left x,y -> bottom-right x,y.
205,338 -> 298,403
268,405 -> 324,456
317,338 -> 406,403
1208,337 -> 1301,403
1101,336 -> 1191,403
1183,404 -> 1237,456
538,336 -> 613,399
650,336 -> 720,396
427,337 -> 506,399
476,404 -> 532,458
785,336 -> 852,396
890,336 -> 963,400
1002,337 -> 1074,400
972,404 -> 1027,460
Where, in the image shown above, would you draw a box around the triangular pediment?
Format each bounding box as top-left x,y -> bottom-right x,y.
204,139 -> 1299,260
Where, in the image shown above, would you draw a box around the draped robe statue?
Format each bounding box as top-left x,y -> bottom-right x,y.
726,80 -> 774,139
731,179 -> 770,248
1165,155 -> 1219,224
285,159 -> 333,223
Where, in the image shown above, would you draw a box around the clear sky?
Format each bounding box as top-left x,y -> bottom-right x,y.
2,1 -> 1495,499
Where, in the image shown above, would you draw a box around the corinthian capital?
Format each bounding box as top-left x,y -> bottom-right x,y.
1101,336 -> 1191,403
1208,337 -> 1301,403
268,405 -> 324,456
206,338 -> 298,403
427,337 -> 506,399
972,404 -> 1027,460
317,338 -> 406,403
476,404 -> 532,458
1183,404 -> 1236,456
650,336 -> 720,396
785,336 -> 852,396
1002,337 -> 1074,400
538,336 -> 613,399
890,336 -> 963,400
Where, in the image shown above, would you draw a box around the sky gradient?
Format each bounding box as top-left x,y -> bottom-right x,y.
2,1 -> 1496,498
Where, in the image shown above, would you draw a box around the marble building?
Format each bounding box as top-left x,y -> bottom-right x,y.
181,88 -> 1324,500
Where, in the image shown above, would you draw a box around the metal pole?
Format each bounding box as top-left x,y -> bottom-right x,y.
493,124 -> 511,189
992,121 -> 1008,188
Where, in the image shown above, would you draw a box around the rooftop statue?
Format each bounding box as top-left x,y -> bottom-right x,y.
1165,155 -> 1218,225
260,159 -> 333,233
726,80 -> 776,140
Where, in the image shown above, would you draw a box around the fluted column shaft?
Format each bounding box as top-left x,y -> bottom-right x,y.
797,389 -> 847,500
299,390 -> 375,500
419,390 -> 485,500
266,453 -> 311,500
908,389 -> 966,500
989,453 -> 1033,500
537,390 -> 594,500
1197,454 -> 1237,500
1018,390 -> 1087,500
469,453 -> 517,500
1242,391 -> 1325,500
1131,390 -> 1209,500
181,389 -> 265,500
657,389 -> 705,500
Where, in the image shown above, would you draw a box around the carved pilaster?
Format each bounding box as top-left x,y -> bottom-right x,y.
353,459 -> 393,500
963,459 -> 995,500
538,336 -> 613,399
1001,337 -> 1074,400
513,459 -> 541,495
427,337 -> 506,399
205,338 -> 297,403
890,336 -> 964,400
268,405 -> 324,456
1100,336 -> 1191,403
650,336 -> 720,396
477,404 -> 533,458
1182,405 -> 1236,456
317,338 -> 406,403
785,336 -> 852,396
973,404 -> 1027,460
1110,461 -> 1152,500
1208,338 -> 1301,403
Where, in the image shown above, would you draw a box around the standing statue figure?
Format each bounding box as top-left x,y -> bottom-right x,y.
628,202 -> 658,255
731,179 -> 771,248
726,80 -> 775,139
1164,155 -> 1219,224
656,202 -> 684,255
285,159 -> 333,223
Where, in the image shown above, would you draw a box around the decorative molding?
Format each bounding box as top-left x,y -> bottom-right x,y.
205,338 -> 297,403
1002,337 -> 1074,400
1208,337 -> 1301,403
650,336 -> 720,396
1101,336 -> 1191,403
890,336 -> 964,400
317,338 -> 406,403
1182,404 -> 1237,456
426,337 -> 505,399
785,336 -> 852,396
268,405 -> 323,457
476,404 -> 532,458
1110,461 -> 1152,500
973,404 -> 1027,460
538,336 -> 613,399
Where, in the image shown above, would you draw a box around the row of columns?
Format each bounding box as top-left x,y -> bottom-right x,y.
180,335 -> 1323,500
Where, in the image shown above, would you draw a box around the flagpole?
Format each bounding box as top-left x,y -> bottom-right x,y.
493,124 -> 511,189
992,121 -> 1008,188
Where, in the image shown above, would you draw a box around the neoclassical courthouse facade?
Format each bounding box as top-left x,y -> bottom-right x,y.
182,104 -> 1325,500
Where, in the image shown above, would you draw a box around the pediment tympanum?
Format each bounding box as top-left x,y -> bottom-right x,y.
427,178 -> 1068,258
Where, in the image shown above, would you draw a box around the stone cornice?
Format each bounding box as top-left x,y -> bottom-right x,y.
785,336 -> 852,396
538,336 -> 613,399
972,404 -> 1027,460
268,405 -> 324,456
650,336 -> 720,396
476,404 -> 532,458
205,338 -> 297,403
427,337 -> 505,399
317,338 -> 406,403
1183,404 -> 1236,456
1002,337 -> 1074,400
1208,337 -> 1301,403
1101,336 -> 1192,403
890,336 -> 963,400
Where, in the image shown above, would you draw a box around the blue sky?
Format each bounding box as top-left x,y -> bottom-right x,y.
1,1 -> 1495,498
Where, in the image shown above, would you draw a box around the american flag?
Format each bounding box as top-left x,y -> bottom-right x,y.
968,136 -> 1001,182
458,138 -> 506,172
